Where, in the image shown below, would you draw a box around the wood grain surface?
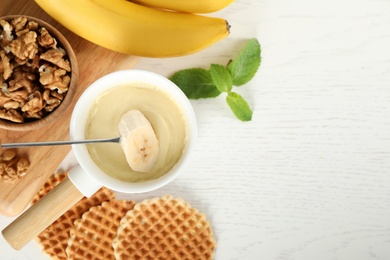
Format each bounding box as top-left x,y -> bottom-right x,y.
0,0 -> 138,216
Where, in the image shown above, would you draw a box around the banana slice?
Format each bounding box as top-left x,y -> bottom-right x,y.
118,110 -> 159,173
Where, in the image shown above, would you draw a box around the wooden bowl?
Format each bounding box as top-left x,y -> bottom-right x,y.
0,15 -> 78,131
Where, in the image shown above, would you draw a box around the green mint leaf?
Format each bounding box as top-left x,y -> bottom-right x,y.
209,64 -> 233,93
227,38 -> 261,86
169,68 -> 221,99
226,92 -> 253,121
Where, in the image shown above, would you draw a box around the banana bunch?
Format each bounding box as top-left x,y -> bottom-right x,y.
34,0 -> 233,57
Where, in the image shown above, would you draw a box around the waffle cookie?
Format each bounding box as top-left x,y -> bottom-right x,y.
33,173 -> 115,260
66,200 -> 135,260
32,173 -> 66,204
113,195 -> 216,260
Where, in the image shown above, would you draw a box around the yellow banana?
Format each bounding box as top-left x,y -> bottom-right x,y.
34,0 -> 230,57
129,0 -> 235,13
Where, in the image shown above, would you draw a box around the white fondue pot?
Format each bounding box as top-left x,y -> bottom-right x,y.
2,70 -> 197,250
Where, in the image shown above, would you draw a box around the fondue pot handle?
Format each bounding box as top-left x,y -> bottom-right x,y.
2,176 -> 84,250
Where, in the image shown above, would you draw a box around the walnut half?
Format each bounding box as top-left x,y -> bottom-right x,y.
0,149 -> 30,183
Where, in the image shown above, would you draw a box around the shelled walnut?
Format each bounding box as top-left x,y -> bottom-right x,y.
0,16 -> 71,123
0,149 -> 30,183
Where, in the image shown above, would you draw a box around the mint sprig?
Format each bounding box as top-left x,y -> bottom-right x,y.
169,38 -> 261,121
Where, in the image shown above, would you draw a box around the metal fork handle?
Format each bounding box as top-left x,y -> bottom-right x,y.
0,136 -> 121,148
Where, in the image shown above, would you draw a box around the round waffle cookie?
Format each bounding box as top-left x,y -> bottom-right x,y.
66,200 -> 135,260
33,173 -> 115,260
113,195 -> 216,260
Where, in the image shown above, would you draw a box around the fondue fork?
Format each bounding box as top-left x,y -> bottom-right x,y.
0,137 -> 121,148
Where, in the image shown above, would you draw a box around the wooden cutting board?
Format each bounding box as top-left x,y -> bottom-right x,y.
0,0 -> 139,216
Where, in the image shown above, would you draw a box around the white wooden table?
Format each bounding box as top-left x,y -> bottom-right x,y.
2,0 -> 390,259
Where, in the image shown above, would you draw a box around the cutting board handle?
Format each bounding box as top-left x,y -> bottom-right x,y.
2,176 -> 84,250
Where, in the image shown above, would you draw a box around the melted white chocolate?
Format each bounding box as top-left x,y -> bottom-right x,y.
85,83 -> 187,183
